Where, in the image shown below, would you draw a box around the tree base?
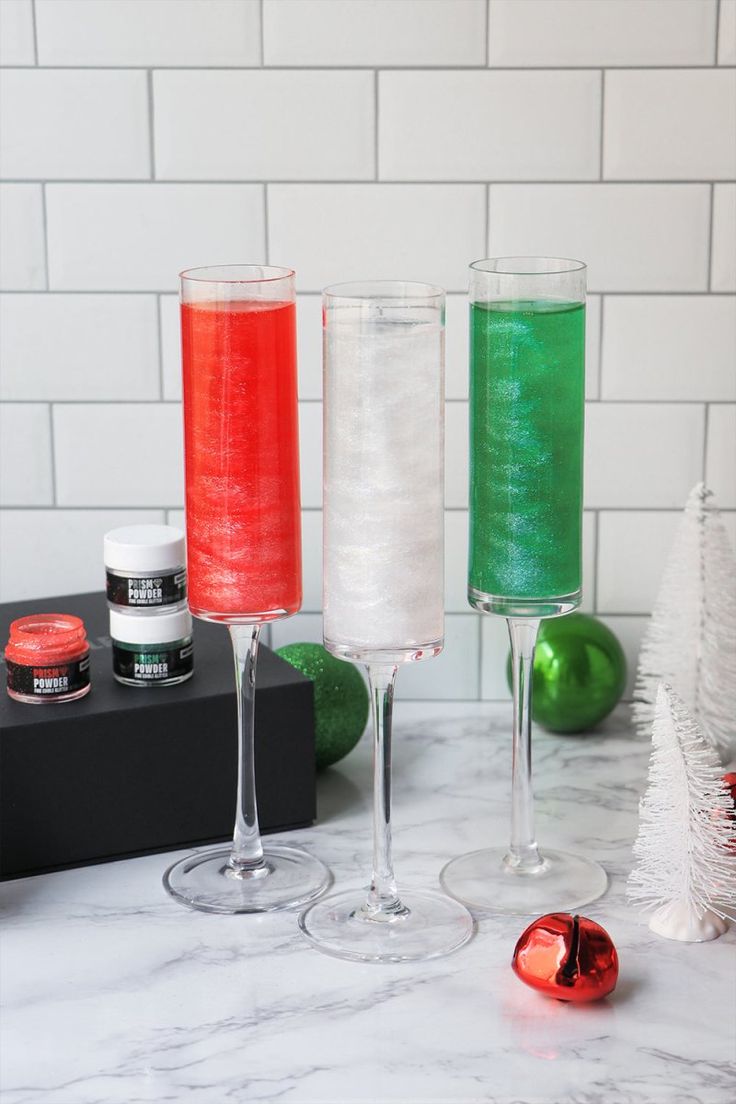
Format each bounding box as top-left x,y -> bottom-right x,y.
649,900 -> 729,942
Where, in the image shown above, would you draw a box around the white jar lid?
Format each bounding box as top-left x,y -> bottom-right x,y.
110,607 -> 192,646
104,524 -> 185,573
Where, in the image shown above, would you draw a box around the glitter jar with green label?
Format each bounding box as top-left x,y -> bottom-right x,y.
110,608 -> 193,688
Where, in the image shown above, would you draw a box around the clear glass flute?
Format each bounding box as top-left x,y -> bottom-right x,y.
298,281 -> 474,962
441,258 -> 608,915
163,264 -> 331,914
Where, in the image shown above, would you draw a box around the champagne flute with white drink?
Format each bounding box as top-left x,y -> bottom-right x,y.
298,281 -> 473,963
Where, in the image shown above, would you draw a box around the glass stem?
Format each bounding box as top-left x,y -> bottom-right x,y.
228,624 -> 266,874
506,617 -> 543,872
365,664 -> 406,917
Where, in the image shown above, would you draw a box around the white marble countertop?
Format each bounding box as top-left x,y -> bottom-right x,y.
2,703 -> 734,1104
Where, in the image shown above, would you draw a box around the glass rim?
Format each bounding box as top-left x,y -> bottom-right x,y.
180,263 -> 295,284
323,279 -> 445,302
470,256 -> 586,276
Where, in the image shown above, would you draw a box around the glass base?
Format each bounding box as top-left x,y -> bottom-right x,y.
298,887 -> 474,963
189,606 -> 294,625
163,844 -> 332,914
440,847 -> 607,916
468,587 -> 581,619
324,638 -> 443,666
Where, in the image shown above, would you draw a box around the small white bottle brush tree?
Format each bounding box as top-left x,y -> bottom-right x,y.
628,683 -> 736,942
633,483 -> 736,762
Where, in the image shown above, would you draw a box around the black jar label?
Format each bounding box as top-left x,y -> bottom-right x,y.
112,641 -> 193,683
106,570 -> 187,608
7,655 -> 91,698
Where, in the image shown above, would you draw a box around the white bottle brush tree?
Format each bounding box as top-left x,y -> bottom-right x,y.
633,482 -> 736,762
628,683 -> 736,942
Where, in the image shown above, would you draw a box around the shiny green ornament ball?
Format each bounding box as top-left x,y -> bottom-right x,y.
276,643 -> 369,769
506,613 -> 627,734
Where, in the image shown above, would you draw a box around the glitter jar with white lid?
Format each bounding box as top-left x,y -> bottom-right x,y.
104,524 -> 186,613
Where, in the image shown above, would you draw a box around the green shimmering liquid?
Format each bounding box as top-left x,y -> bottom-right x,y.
469,300 -> 584,602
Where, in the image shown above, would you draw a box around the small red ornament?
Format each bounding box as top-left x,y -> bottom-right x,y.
721,773 -> 736,852
512,913 -> 619,1003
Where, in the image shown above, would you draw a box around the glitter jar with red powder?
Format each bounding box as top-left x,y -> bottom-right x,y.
5,614 -> 91,704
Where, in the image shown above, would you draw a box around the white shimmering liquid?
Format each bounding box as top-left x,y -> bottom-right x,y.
323,312 -> 444,656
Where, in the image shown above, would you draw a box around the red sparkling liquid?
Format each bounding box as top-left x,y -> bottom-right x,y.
181,300 -> 301,620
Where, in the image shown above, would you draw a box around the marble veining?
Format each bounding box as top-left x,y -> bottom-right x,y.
1,704 -> 734,1104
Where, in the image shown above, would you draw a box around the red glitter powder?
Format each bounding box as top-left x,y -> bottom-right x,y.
5,614 -> 91,704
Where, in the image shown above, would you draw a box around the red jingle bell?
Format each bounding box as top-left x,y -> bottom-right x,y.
512,913 -> 619,1003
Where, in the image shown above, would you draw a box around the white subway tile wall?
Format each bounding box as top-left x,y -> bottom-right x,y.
52,404 -> 184,507
1,0 -> 734,703
34,0 -> 262,66
0,183 -> 46,289
486,0 -> 717,66
597,511 -> 681,614
489,184 -> 712,292
45,183 -> 265,290
295,296 -> 323,401
0,1 -> 35,67
0,294 -> 161,400
0,404 -> 53,505
0,509 -> 166,602
584,403 -> 705,508
719,1 -> 736,66
297,402 -> 323,510
712,184 -> 736,291
263,0 -> 487,66
603,69 -> 736,181
153,70 -> 375,180
706,405 -> 736,508
1,69 -> 151,179
601,296 -> 736,400
379,70 -> 601,180
159,294 -> 182,401
268,183 -> 486,291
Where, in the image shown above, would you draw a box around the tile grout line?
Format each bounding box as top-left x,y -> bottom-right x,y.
40,182 -> 50,289
597,294 -> 605,398
3,505 -> 733,516
715,0 -> 722,65
702,402 -> 710,482
156,295 -> 165,400
485,182 -> 490,253
1,399 -> 736,412
485,0 -> 490,67
475,610 -> 483,701
592,509 -> 600,613
3,397 -> 735,405
3,63 -> 734,71
47,404 -> 57,506
598,70 -> 605,180
30,0 -> 39,65
707,182 -> 715,291
374,70 -> 379,180
259,0 -> 265,66
147,70 -> 156,179
1,177 -> 728,185
1,290 -> 733,297
263,184 -> 270,262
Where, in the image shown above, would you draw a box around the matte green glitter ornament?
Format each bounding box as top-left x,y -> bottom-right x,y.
506,613 -> 627,734
276,643 -> 369,769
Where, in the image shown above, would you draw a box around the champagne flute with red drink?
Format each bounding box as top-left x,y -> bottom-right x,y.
163,265 -> 330,914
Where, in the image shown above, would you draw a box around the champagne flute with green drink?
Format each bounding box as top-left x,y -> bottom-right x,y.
441,258 -> 608,915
